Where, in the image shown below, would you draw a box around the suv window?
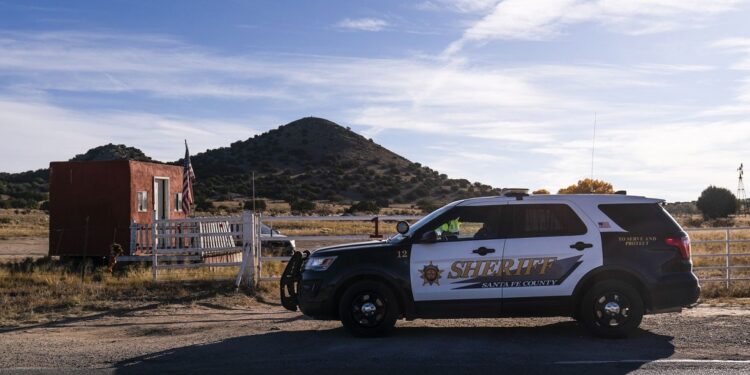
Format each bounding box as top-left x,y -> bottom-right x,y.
598,203 -> 681,234
426,205 -> 506,242
509,204 -> 587,238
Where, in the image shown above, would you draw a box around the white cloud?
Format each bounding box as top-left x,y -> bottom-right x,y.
445,0 -> 741,54
704,37 -> 750,116
713,37 -> 750,71
335,18 -> 389,32
416,0 -> 500,13
1,30 -> 748,200
0,97 -> 261,171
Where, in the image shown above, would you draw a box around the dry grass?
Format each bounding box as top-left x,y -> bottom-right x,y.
267,220 -> 399,236
0,258 -> 255,327
0,209 -> 48,238
2,211 -> 749,327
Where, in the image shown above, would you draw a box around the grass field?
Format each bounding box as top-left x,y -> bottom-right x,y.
0,258 -> 256,326
0,209 -> 48,239
2,210 -> 750,327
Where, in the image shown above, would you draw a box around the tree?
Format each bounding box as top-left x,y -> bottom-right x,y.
532,189 -> 550,195
558,179 -> 614,194
696,186 -> 737,219
290,199 -> 316,214
416,199 -> 439,213
194,196 -> 212,212
346,201 -> 380,214
243,199 -> 267,212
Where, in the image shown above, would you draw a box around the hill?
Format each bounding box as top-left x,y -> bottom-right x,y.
0,118 -> 501,209
0,144 -> 155,209
70,143 -> 153,162
189,117 -> 500,205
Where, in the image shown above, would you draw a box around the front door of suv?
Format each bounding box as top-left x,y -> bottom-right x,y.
501,200 -> 602,299
410,202 -> 508,302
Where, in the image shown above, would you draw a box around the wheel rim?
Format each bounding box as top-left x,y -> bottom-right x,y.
593,291 -> 631,328
350,291 -> 386,327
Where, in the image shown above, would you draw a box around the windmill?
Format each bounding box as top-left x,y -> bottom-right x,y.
738,163 -> 747,215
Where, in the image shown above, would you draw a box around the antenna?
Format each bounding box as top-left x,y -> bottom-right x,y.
738,163 -> 746,215
590,112 -> 597,189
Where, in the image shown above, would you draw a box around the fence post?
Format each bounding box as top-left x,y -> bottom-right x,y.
255,213 -> 262,285
152,211 -> 158,281
236,211 -> 255,288
725,228 -> 731,289
129,220 -> 137,256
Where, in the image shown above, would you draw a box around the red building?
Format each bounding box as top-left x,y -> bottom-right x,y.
49,160 -> 186,258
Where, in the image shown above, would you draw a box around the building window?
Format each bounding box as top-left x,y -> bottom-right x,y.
137,191 -> 148,212
175,192 -> 183,212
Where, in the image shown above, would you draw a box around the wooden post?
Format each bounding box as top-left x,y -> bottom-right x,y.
129,219 -> 137,256
235,211 -> 255,289
370,216 -> 382,238
81,216 -> 89,283
152,211 -> 158,281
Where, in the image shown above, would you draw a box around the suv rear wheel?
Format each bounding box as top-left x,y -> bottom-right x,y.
338,280 -> 398,337
579,280 -> 644,338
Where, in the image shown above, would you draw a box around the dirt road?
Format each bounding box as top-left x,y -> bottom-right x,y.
0,237 -> 46,262
0,301 -> 748,374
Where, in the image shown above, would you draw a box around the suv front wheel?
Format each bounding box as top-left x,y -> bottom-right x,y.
338,280 -> 398,337
579,280 -> 644,338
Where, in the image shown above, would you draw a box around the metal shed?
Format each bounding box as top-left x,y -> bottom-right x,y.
48,160 -> 186,258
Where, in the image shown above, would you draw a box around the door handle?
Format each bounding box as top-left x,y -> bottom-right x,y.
472,247 -> 495,256
570,241 -> 593,251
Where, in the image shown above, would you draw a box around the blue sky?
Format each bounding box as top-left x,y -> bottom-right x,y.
1,0 -> 750,202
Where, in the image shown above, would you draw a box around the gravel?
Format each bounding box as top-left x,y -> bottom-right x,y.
0,303 -> 748,374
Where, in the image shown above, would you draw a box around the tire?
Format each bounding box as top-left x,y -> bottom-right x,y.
579,280 -> 644,338
338,280 -> 399,338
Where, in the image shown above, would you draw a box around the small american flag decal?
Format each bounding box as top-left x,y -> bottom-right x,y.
598,222 -> 611,229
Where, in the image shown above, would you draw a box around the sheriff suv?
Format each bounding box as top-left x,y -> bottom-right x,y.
280,192 -> 700,338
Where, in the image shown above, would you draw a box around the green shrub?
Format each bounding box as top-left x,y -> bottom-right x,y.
243,199 -> 267,212
290,200 -> 316,214
696,186 -> 737,219
346,201 -> 380,214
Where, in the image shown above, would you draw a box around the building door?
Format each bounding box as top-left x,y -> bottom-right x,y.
153,178 -> 169,248
153,177 -> 169,220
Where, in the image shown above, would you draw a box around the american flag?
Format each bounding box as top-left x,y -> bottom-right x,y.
182,140 -> 196,215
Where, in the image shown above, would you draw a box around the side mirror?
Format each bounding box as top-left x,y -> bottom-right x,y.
420,230 -> 438,244
396,221 -> 410,234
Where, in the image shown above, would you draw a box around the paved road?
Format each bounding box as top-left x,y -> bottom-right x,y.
1,304 -> 748,374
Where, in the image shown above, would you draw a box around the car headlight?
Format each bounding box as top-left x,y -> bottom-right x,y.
304,256 -> 337,271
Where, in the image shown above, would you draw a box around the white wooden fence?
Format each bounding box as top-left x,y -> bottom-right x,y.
127,211 -> 261,287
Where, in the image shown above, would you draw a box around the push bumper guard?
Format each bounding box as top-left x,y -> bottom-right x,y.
280,250 -> 309,311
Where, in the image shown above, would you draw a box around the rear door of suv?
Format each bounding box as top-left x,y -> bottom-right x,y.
500,200 -> 603,300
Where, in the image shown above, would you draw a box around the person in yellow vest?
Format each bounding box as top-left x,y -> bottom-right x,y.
435,217 -> 460,240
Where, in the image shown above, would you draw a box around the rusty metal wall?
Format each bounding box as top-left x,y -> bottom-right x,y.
49,160 -> 186,257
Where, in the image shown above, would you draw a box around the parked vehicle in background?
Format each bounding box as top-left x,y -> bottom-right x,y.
261,223 -> 295,256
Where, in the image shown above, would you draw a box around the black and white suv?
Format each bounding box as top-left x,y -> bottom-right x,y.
280,193 -> 700,338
